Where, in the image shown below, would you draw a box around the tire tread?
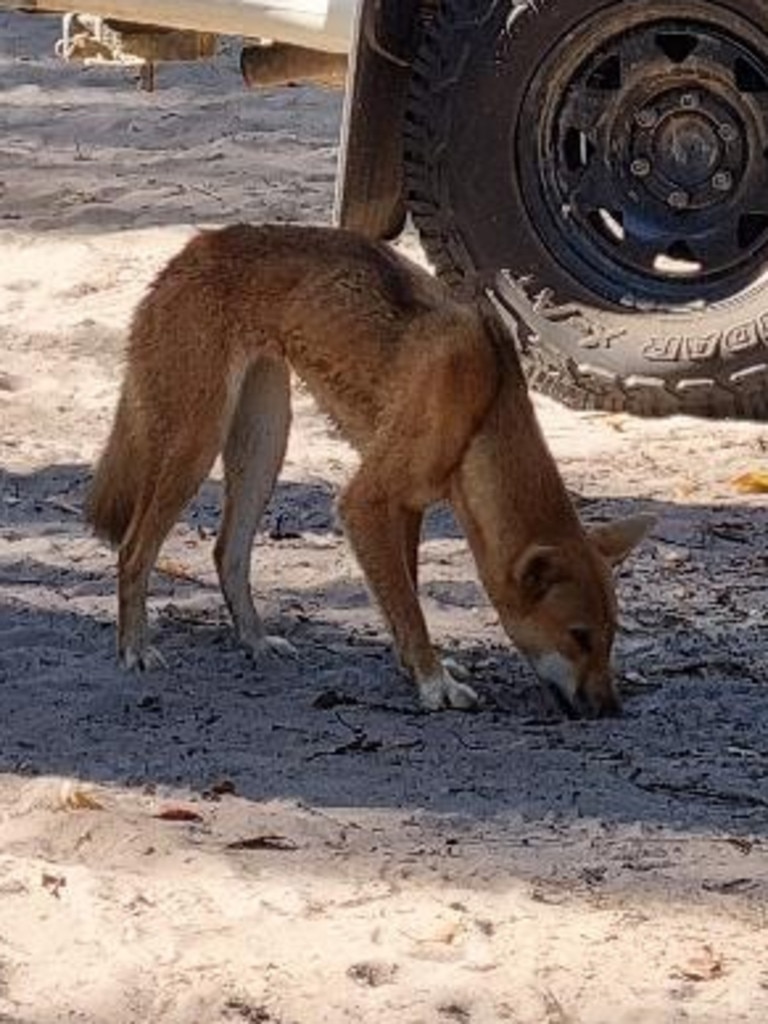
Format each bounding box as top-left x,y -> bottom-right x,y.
403,0 -> 768,420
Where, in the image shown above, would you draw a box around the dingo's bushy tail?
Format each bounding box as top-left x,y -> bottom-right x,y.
86,391 -> 142,546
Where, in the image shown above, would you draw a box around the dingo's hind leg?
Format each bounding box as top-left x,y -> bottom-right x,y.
118,432 -> 222,669
215,357 -> 293,660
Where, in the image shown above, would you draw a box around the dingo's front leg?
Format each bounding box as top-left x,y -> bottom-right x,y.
338,476 -> 477,711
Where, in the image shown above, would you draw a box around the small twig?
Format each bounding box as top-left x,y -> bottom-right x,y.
541,988 -> 576,1024
188,182 -> 224,203
305,736 -> 423,761
46,497 -> 81,516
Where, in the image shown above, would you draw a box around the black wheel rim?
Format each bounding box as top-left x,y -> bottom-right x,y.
518,3 -> 768,306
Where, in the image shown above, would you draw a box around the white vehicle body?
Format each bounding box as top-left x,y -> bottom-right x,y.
3,0 -> 356,51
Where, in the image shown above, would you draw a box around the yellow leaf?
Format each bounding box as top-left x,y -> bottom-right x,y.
731,471 -> 768,494
60,782 -> 104,811
156,557 -> 196,581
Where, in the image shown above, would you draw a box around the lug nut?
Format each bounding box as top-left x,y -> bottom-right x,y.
712,171 -> 733,191
635,108 -> 658,129
680,92 -> 698,108
718,123 -> 737,143
667,189 -> 689,209
630,158 -> 651,177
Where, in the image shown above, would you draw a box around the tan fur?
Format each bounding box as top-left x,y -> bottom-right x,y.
86,390 -> 144,544
87,224 -> 652,715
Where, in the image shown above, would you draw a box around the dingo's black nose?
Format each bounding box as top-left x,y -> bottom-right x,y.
548,683 -> 622,719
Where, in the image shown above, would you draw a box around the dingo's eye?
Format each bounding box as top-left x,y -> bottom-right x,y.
570,627 -> 593,653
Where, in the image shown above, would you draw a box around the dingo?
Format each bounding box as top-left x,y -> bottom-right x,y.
87,225 -> 652,716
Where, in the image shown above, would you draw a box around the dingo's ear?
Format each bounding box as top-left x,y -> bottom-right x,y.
514,545 -> 565,601
588,514 -> 656,567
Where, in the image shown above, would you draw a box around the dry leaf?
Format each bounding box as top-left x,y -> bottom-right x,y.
154,806 -> 204,822
725,836 -> 754,854
410,918 -> 464,947
226,834 -> 297,851
75,829 -> 93,851
675,944 -> 724,982
675,481 -> 699,499
701,877 -> 756,895
346,960 -> 399,988
42,872 -> 66,898
155,557 -> 197,581
605,415 -> 628,433
405,918 -> 467,964
203,779 -> 237,800
731,471 -> 768,495
60,783 -> 104,811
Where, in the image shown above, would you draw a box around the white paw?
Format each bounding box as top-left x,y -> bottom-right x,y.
418,667 -> 478,711
120,644 -> 167,671
245,634 -> 298,661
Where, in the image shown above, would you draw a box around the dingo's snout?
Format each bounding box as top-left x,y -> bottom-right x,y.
531,652 -> 622,719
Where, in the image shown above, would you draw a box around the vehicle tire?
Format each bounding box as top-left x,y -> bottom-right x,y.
404,0 -> 768,418
335,0 -> 421,240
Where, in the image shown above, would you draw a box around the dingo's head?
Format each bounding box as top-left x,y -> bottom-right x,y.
505,515 -> 654,718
